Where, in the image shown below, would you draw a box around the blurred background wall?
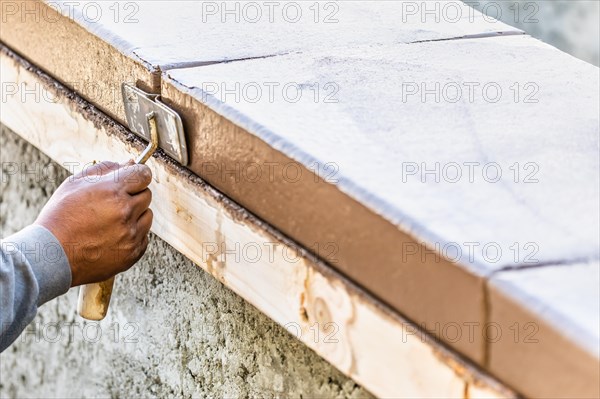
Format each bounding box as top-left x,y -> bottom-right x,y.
468,0 -> 599,66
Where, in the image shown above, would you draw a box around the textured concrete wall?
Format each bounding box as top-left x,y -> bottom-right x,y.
0,125 -> 372,399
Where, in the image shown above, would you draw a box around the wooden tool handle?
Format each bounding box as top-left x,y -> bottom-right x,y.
77,277 -> 115,320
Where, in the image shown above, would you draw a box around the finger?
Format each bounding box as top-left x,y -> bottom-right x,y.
137,208 -> 154,236
121,234 -> 149,273
112,163 -> 153,194
130,234 -> 150,268
130,189 -> 152,220
77,161 -> 121,179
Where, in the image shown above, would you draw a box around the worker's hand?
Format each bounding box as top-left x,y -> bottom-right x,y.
34,160 -> 153,287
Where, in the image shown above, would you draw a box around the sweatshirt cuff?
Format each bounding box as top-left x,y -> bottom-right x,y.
5,225 -> 72,305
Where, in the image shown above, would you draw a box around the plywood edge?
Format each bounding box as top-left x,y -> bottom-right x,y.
0,45 -> 515,399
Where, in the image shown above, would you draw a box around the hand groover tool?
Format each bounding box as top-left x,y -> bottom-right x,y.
77,83 -> 188,320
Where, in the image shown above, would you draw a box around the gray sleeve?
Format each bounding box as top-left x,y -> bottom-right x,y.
0,225 -> 72,352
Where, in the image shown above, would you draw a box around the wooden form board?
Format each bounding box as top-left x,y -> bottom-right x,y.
1,1 -> 599,397
0,46 -> 515,399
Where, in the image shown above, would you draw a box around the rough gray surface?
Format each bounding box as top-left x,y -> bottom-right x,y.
0,125 -> 372,399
